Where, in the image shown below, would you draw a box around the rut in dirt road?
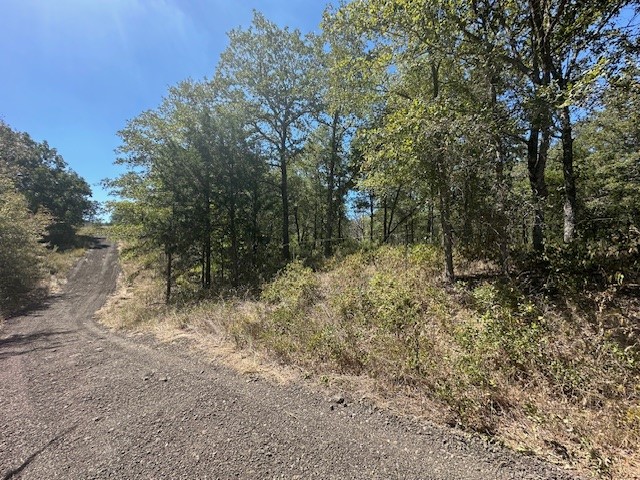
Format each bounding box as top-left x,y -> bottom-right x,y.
0,239 -> 579,479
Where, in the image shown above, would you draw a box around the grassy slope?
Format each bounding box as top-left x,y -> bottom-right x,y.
100,245 -> 640,480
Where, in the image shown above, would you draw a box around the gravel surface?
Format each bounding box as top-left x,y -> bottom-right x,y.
0,239 -> 582,479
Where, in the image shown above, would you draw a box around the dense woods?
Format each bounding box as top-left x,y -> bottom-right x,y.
0,121 -> 95,314
0,1 -> 623,476
108,2 -> 639,300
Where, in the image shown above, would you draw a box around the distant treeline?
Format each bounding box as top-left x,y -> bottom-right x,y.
0,121 -> 95,313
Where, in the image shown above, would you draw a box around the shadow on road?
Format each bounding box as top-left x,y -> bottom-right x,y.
1,424 -> 78,480
3,237 -> 110,321
50,234 -> 109,252
86,236 -> 110,250
7,292 -> 65,319
0,330 -> 78,361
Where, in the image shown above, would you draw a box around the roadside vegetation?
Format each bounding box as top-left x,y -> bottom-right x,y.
102,242 -> 639,479
98,1 -> 639,478
0,121 -> 96,318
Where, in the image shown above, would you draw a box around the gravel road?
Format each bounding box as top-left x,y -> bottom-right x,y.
0,239 -> 581,479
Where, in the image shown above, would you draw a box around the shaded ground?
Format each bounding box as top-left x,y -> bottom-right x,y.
0,239 -> 581,479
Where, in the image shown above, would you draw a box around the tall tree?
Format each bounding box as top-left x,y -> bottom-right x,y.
325,0 -> 500,281
215,11 -> 320,261
546,0 -> 630,243
575,64 -> 640,235
108,78 -> 272,300
0,121 -> 95,310
457,0 -> 634,248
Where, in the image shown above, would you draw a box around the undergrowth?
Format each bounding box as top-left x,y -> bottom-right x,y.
104,243 -> 640,479
1,230 -> 95,320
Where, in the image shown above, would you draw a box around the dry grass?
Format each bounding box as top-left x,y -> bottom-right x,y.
96,247 -> 299,384
100,244 -> 640,480
45,247 -> 87,293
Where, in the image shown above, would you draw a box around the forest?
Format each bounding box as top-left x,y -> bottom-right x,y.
105,0 -> 640,477
107,2 -> 639,300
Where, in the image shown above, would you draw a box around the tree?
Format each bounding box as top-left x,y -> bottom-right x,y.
0,122 -> 91,311
456,0 -> 634,248
546,0 -> 631,243
109,84 -> 207,300
0,170 -> 49,314
108,79 -> 272,300
324,0 -> 502,282
0,121 -> 95,246
215,11 -> 320,261
575,64 -> 640,235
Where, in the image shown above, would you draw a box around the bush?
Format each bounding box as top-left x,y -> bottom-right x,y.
366,271 -> 420,332
0,181 -> 49,315
107,242 -> 640,479
513,225 -> 640,292
261,260 -> 318,309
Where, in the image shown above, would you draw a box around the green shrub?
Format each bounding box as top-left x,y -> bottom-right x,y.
452,283 -> 547,387
366,271 -> 420,333
261,261 -> 318,309
408,243 -> 442,271
0,178 -> 49,315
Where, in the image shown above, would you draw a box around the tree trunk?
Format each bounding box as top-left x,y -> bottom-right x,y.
527,121 -> 549,253
337,186 -> 344,242
369,192 -> 374,243
382,196 -> 388,243
560,105 -> 576,243
204,181 -> 212,289
280,139 -> 291,261
528,0 -> 553,253
430,59 -> 452,281
165,248 -> 172,304
490,77 -> 510,273
462,175 -> 473,242
201,246 -> 205,288
427,202 -> 434,243
219,239 -> 225,283
495,151 -> 510,273
439,180 -> 454,283
229,199 -> 239,288
337,211 -> 343,243
204,232 -> 211,289
324,111 -> 340,257
294,205 -> 301,248
251,177 -> 260,268
312,200 -> 318,253
410,217 -> 415,244
386,187 -> 401,243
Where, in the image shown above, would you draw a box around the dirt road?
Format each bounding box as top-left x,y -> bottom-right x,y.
0,239 -> 579,479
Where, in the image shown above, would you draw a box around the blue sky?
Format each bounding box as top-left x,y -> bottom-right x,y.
0,0 -> 329,211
